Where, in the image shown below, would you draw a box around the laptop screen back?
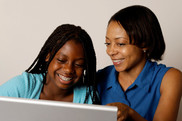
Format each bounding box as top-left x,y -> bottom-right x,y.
0,96 -> 117,121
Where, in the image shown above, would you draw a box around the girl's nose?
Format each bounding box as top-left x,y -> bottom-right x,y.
63,63 -> 74,74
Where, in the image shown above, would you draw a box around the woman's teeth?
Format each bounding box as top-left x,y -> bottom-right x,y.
113,60 -> 121,63
112,59 -> 123,65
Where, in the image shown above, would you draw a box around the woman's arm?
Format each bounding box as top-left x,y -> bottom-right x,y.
107,68 -> 182,121
153,68 -> 182,121
107,102 -> 147,121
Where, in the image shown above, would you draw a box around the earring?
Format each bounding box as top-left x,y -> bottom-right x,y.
84,69 -> 86,75
83,70 -> 86,84
143,50 -> 147,53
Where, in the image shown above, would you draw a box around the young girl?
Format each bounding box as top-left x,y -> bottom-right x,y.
0,24 -> 99,104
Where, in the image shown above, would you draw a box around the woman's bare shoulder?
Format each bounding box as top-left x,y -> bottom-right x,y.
161,67 -> 182,95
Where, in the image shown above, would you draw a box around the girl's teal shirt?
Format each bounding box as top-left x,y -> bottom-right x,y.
0,72 -> 93,104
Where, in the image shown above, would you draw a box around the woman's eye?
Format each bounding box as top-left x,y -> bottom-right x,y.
104,43 -> 110,46
117,43 -> 126,46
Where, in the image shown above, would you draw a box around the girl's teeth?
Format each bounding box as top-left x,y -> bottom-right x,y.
58,74 -> 72,81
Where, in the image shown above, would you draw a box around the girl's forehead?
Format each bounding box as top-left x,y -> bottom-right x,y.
55,40 -> 84,58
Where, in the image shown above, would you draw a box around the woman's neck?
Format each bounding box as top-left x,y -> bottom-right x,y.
118,59 -> 147,91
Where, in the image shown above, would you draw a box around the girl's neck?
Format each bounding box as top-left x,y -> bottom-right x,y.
39,82 -> 73,102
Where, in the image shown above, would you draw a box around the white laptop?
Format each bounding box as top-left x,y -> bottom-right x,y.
0,96 -> 117,121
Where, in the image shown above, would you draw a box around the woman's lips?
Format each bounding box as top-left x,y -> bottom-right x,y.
112,59 -> 124,66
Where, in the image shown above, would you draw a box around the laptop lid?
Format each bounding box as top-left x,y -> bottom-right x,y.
0,96 -> 117,121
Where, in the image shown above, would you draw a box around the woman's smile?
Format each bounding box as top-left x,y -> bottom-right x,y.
112,59 -> 124,66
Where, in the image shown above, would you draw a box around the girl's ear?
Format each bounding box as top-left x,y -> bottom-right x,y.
142,46 -> 148,52
45,53 -> 50,62
142,48 -> 147,53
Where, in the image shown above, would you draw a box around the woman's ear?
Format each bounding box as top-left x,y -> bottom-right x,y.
45,53 -> 50,62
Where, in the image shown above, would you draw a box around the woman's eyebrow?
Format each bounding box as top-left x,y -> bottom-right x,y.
105,36 -> 128,40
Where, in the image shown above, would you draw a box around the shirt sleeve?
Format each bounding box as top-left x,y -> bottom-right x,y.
0,72 -> 44,99
0,73 -> 26,98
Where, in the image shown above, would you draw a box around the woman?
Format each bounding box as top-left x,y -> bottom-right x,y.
0,24 -> 99,104
97,5 -> 182,121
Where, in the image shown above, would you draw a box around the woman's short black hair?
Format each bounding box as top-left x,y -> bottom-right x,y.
26,24 -> 99,104
109,5 -> 165,61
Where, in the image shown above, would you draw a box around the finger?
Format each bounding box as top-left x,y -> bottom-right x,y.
117,110 -> 121,116
117,116 -> 125,121
106,103 -> 114,106
117,110 -> 127,121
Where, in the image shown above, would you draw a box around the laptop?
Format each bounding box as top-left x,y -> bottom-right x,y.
0,96 -> 117,121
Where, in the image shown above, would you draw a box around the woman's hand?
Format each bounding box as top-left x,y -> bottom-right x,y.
107,102 -> 131,121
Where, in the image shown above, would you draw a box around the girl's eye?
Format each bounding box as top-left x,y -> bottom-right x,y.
75,62 -> 85,68
75,64 -> 85,68
57,59 -> 66,63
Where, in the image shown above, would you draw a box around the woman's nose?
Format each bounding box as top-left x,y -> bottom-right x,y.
106,44 -> 117,56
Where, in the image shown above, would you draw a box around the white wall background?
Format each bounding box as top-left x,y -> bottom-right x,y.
0,0 -> 182,120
